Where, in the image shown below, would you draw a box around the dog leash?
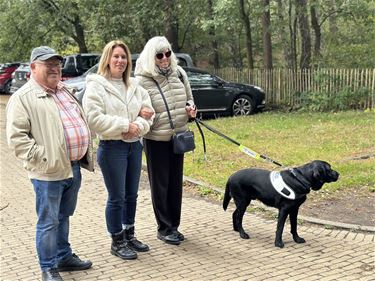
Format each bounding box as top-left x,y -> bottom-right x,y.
195,119 -> 283,167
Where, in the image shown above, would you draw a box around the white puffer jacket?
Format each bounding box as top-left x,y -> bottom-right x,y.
134,65 -> 194,141
83,74 -> 154,142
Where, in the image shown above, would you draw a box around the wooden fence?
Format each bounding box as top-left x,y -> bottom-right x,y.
210,68 -> 374,110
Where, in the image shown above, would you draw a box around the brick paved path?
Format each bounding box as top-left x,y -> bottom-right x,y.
1,98 -> 374,281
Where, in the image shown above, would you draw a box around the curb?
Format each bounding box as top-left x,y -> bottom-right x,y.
182,175 -> 375,233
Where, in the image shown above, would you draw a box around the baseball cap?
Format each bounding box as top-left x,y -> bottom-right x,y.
30,46 -> 63,63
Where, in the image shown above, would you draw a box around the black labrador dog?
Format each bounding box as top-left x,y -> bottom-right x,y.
223,160 -> 339,248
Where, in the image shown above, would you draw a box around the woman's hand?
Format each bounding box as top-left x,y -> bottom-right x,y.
122,123 -> 141,139
185,104 -> 197,119
139,107 -> 154,120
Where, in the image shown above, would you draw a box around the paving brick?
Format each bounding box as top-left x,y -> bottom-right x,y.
1,103 -> 375,281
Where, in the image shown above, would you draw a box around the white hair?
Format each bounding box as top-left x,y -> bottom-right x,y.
135,36 -> 178,77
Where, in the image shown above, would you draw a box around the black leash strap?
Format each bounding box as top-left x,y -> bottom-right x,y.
194,119 -> 207,159
196,119 -> 283,167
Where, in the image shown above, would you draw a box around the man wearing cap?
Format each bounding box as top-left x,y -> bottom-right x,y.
6,46 -> 94,281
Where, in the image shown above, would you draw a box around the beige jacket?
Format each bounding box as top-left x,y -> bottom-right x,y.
134,65 -> 194,141
83,74 -> 154,141
6,78 -> 94,181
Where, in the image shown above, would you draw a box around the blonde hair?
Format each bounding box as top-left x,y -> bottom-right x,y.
97,40 -> 132,86
135,36 -> 178,77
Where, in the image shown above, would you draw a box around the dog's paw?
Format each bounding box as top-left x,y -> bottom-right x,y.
293,236 -> 306,244
275,240 -> 284,248
240,232 -> 250,239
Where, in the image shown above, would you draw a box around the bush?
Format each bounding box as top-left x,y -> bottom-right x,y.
296,87 -> 371,112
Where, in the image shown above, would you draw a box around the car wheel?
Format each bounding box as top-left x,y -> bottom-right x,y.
232,95 -> 254,116
4,80 -> 12,94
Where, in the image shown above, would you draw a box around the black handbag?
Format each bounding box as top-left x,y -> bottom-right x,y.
172,130 -> 195,154
152,78 -> 195,154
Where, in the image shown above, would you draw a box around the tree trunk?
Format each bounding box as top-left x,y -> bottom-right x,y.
296,0 -> 311,69
262,0 -> 273,69
164,0 -> 180,52
328,0 -> 338,34
289,0 -> 298,70
72,15 -> 88,53
239,0 -> 254,69
207,0 -> 220,68
40,0 -> 88,53
310,5 -> 321,61
276,0 -> 293,69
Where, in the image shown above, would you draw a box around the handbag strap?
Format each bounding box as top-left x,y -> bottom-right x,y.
151,77 -> 207,159
151,78 -> 175,131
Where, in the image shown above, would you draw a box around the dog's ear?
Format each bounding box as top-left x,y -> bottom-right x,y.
313,168 -> 324,180
310,161 -> 330,190
312,160 -> 330,180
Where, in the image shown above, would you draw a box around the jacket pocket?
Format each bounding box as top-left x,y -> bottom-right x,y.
25,145 -> 48,172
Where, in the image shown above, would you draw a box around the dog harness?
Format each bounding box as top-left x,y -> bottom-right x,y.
270,171 -> 296,200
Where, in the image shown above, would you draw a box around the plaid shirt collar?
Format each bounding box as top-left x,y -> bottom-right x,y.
41,81 -> 65,94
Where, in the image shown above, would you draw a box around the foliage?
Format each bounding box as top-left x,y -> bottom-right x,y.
1,0 -> 373,68
184,111 -> 375,193
317,0 -> 375,68
297,87 -> 371,112
295,70 -> 372,111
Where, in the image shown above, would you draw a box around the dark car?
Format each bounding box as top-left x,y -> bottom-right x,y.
0,63 -> 20,94
9,63 -> 30,94
184,67 -> 265,116
65,53 -> 195,102
67,64 -> 265,116
61,53 -> 100,80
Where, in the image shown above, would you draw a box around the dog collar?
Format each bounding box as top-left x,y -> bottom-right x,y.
270,171 -> 296,200
289,168 -> 311,192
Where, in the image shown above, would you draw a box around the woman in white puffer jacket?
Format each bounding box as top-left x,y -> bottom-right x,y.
83,40 -> 154,260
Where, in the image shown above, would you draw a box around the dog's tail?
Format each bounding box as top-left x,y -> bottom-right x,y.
223,181 -> 232,211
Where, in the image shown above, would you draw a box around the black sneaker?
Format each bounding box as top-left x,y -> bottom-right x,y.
157,232 -> 180,245
57,253 -> 92,272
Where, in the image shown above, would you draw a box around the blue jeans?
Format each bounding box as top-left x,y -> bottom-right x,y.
31,162 -> 81,271
97,140 -> 142,235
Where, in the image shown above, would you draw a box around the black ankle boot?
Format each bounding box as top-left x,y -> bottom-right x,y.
111,232 -> 137,260
124,227 -> 150,252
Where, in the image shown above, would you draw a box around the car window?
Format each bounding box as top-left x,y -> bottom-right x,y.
65,57 -> 74,67
186,71 -> 214,86
80,56 -> 99,70
177,58 -> 187,67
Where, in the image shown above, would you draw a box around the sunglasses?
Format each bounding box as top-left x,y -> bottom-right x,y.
156,50 -> 172,60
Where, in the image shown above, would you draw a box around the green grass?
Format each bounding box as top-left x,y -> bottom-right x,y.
184,111 -> 375,193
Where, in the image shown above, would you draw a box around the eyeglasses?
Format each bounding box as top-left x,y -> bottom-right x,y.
155,50 -> 172,60
35,61 -> 62,68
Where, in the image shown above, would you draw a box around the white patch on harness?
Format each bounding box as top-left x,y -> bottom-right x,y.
270,171 -> 296,200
